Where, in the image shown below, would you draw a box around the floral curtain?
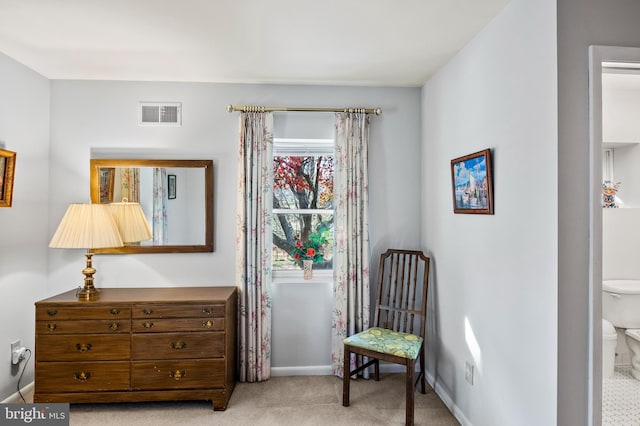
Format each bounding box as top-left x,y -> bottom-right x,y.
152,167 -> 168,244
331,112 -> 371,378
235,112 -> 273,382
120,168 -> 140,202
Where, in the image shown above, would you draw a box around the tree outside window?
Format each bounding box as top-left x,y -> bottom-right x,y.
272,152 -> 334,271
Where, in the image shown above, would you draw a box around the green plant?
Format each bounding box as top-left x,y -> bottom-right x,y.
290,228 -> 328,264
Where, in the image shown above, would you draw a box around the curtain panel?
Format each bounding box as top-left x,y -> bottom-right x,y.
152,167 -> 168,244
235,112 -> 274,382
119,167 -> 140,202
331,112 -> 371,377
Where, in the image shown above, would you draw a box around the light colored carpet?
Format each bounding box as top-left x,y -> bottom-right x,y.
63,374 -> 459,425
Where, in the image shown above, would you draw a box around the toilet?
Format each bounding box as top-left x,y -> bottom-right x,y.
603,279 -> 640,380
626,329 -> 640,380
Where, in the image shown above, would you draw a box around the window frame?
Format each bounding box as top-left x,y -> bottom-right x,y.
272,138 -> 335,282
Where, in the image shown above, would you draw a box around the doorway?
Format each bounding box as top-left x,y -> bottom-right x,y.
589,45 -> 640,425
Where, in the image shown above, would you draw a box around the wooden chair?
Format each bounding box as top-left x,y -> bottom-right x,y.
342,249 -> 430,426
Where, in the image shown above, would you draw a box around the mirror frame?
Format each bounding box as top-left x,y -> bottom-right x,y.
90,159 -> 213,254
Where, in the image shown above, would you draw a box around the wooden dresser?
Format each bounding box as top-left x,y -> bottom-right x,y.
34,287 -> 237,410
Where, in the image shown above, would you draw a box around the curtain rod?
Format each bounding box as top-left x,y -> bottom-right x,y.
226,104 -> 382,115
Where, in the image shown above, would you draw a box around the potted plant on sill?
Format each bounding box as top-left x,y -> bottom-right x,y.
291,230 -> 327,280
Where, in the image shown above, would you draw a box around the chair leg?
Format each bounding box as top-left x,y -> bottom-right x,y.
374,359 -> 380,381
419,350 -> 426,394
406,361 -> 415,426
342,347 -> 350,407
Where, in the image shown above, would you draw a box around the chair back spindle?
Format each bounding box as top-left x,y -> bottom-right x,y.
374,249 -> 430,337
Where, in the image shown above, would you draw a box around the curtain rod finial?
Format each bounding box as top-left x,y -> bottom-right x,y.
375,108 -> 382,115
226,104 -> 234,113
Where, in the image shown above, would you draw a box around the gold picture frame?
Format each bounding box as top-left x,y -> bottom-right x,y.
0,149 -> 16,208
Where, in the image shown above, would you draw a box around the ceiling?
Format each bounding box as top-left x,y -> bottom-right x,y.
0,0 -> 509,87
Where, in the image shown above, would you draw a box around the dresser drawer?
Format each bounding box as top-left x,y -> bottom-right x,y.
132,332 -> 224,360
37,319 -> 130,334
132,318 -> 224,333
132,304 -> 223,319
36,306 -> 130,321
35,361 -> 130,393
36,334 -> 130,361
131,360 -> 225,390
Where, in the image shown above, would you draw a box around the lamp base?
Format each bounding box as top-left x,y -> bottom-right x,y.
77,285 -> 100,301
77,252 -> 100,301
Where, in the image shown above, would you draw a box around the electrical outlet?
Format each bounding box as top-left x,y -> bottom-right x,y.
10,339 -> 25,365
465,361 -> 474,385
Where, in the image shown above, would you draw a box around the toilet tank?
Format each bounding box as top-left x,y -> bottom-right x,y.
603,280 -> 640,328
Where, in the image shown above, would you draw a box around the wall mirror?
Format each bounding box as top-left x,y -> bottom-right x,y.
90,159 -> 213,253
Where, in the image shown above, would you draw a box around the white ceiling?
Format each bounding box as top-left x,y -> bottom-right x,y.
0,0 -> 509,87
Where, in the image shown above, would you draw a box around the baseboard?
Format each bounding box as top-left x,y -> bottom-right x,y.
2,381 -> 33,403
424,371 -> 472,426
271,365 -> 333,376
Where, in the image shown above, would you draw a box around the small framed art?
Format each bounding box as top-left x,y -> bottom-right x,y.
168,174 -> 176,199
99,168 -> 115,203
450,148 -> 493,214
0,149 -> 16,208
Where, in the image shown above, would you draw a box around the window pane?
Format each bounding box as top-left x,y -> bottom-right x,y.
273,156 -> 334,210
273,213 -> 334,270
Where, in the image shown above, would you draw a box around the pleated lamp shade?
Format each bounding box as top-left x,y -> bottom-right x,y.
49,204 -> 124,249
109,201 -> 152,243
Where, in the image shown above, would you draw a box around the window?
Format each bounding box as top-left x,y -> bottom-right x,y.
272,138 -> 334,272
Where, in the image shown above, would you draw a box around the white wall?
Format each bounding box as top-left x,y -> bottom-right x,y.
558,1 -> 640,424
422,0 -> 557,424
603,80 -> 640,144
603,209 -> 640,279
602,79 -> 640,207
0,53 -> 50,398
47,81 -> 422,374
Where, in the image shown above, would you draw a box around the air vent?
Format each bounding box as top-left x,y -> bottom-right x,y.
139,102 -> 182,126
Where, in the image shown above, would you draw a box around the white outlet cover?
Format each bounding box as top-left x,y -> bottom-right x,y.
465,362 -> 474,385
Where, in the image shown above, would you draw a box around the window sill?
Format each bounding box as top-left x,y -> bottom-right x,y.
272,269 -> 333,284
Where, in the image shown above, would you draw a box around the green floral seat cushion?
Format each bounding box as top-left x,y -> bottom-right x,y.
344,327 -> 423,359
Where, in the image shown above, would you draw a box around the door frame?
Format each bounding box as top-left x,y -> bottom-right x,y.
588,45 -> 640,426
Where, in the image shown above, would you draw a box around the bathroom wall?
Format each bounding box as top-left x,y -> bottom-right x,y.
602,76 -> 640,279
603,76 -> 640,207
603,209 -> 640,280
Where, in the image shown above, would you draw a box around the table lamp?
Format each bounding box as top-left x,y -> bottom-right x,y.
49,203 -> 124,301
108,199 -> 152,243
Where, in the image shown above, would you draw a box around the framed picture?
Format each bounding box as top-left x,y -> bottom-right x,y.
450,148 -> 494,214
99,168 -> 115,203
0,149 -> 16,208
168,174 -> 176,199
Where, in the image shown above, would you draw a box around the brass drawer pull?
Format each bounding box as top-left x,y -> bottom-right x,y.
202,320 -> 214,328
170,341 -> 187,350
169,370 -> 186,380
109,308 -> 120,315
108,322 -> 120,331
74,372 -> 91,382
46,310 -> 58,317
143,309 -> 153,315
47,323 -> 57,332
202,307 -> 213,315
143,322 -> 154,329
76,343 -> 92,352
